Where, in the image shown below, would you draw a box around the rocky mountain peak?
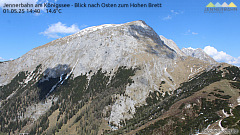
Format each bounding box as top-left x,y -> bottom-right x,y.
0,21 -> 224,133
182,47 -> 216,64
0,20 -> 177,86
159,35 -> 186,57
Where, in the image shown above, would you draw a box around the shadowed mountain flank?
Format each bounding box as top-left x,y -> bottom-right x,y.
37,64 -> 71,100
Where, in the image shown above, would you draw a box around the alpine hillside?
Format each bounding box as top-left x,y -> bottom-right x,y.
0,20 -> 239,135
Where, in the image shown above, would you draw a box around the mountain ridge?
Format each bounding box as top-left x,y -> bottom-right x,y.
182,47 -> 216,64
0,20 -> 175,86
0,20 -> 239,135
0,20 -> 222,127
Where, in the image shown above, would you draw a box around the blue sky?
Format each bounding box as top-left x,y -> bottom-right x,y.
0,0 -> 240,66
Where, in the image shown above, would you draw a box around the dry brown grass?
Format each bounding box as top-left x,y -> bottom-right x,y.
127,79 -> 240,134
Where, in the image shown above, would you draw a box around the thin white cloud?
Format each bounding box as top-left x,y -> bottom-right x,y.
171,10 -> 179,15
203,46 -> 240,67
40,22 -> 80,38
0,57 -> 5,61
80,24 -> 88,29
162,15 -> 172,20
163,10 -> 183,21
191,32 -> 198,35
184,29 -> 198,35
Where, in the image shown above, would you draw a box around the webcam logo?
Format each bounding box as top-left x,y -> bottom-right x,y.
205,2 -> 237,13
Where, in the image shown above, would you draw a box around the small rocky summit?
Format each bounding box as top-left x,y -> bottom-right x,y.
182,47 -> 216,64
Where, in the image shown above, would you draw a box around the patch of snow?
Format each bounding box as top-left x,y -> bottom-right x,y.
206,124 -> 211,129
109,125 -> 118,130
215,120 -> 225,135
6,90 -> 17,100
46,74 -> 64,97
185,103 -> 191,109
61,59 -> 79,84
75,23 -> 123,37
219,120 -> 224,130
188,67 -> 203,79
222,109 -> 230,117
24,71 -> 34,84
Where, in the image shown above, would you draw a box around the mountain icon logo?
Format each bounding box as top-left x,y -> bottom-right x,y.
206,2 -> 237,8
206,2 -> 215,7
215,2 -> 222,7
221,2 -> 229,7
229,2 -> 237,7
205,2 -> 237,13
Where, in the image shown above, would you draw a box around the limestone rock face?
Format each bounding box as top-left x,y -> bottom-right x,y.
0,20 -> 176,86
159,35 -> 186,57
0,20 -> 216,127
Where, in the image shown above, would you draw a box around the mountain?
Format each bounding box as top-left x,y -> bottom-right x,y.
159,35 -> 186,57
0,21 -> 239,135
182,47 -> 216,64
